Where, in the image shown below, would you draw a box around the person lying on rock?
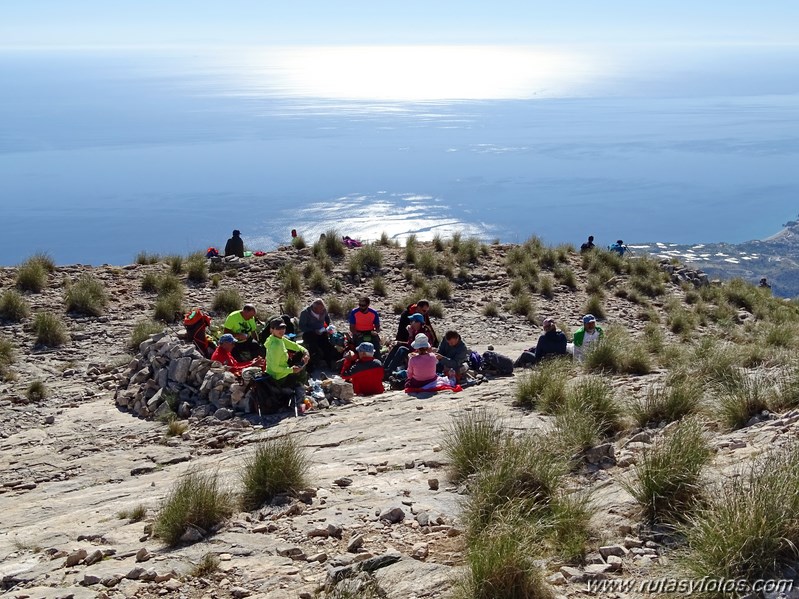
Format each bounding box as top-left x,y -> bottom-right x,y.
383,313 -> 435,377
435,330 -> 469,382
264,318 -> 310,402
341,342 -> 385,396
405,334 -> 438,389
210,334 -> 263,376
298,298 -> 340,370
514,317 -> 568,367
223,303 -> 264,360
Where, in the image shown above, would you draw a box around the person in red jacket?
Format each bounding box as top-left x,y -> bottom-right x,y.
211,334 -> 263,376
341,342 -> 385,396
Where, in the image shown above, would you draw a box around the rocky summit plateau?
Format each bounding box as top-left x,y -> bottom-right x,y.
2,236 -> 799,599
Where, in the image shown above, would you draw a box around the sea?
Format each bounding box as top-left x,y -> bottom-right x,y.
1,44 -> 798,265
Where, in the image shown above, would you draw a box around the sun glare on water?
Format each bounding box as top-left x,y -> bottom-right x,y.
235,45 -> 596,101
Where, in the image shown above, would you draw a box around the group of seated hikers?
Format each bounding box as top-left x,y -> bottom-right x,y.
188,295 -> 606,414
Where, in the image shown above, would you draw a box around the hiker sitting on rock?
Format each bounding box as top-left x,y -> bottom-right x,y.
223,303 -> 264,360
211,334 -> 263,376
514,317 -> 568,368
759,277 -> 772,290
395,299 -> 438,346
264,317 -> 309,399
571,314 -> 604,362
341,342 -> 385,396
225,229 -> 245,258
580,235 -> 596,253
298,298 -> 340,370
348,296 -> 381,355
435,330 -> 469,381
405,334 -> 438,389
383,313 -> 434,377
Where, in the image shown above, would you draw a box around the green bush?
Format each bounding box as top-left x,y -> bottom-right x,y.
554,265 -> 577,289
153,471 -> 233,546
308,267 -> 329,292
26,380 -> 47,402
624,418 -> 711,524
538,274 -> 555,299
278,264 -> 302,295
351,245 -> 382,274
15,260 -> 47,293
631,371 -> 703,427
582,294 -> 605,320
0,290 -> 30,322
717,372 -> 773,430
565,376 -> 622,437
456,238 -> 481,265
282,293 -> 300,317
456,525 -> 555,599
514,358 -> 570,412
507,292 -> 534,318
129,319 -> 164,351
156,273 -> 183,296
434,279 -> 452,300
372,275 -> 387,296
432,233 -> 445,251
28,252 -> 56,273
552,403 -> 604,455
0,337 -> 15,371
482,302 -> 499,317
416,250 -> 438,275
240,436 -> 310,511
153,290 -> 184,323
378,231 -> 393,246
186,256 -> 208,284
136,251 -> 161,265
191,553 -> 221,577
211,289 -> 242,314
683,445 -> 799,584
428,301 -> 445,318
291,235 -> 306,249
327,297 -> 346,318
141,272 -> 160,293
64,274 -> 108,316
442,410 -> 504,483
33,312 -> 69,346
167,255 -> 183,274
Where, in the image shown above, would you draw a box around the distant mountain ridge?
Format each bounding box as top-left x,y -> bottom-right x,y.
638,218 -> 799,299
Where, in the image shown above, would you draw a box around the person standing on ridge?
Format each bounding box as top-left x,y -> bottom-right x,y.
225,230 -> 245,258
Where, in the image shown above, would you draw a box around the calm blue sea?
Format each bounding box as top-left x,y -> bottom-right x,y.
1,45 -> 798,265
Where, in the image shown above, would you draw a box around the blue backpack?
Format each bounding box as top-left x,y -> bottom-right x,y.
467,351 -> 483,371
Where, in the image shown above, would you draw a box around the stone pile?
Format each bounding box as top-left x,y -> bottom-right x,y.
114,333 -> 248,420
659,259 -> 710,287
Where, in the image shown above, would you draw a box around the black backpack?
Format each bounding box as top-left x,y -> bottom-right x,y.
249,375 -> 295,415
481,350 -> 515,376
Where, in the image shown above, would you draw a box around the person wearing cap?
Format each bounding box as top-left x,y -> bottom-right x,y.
382,312 -> 433,378
514,317 -> 568,368
225,229 -> 244,258
341,342 -> 385,396
572,314 -> 604,362
223,304 -> 263,360
348,296 -> 382,354
264,317 -> 309,401
609,239 -> 628,256
435,330 -> 469,381
298,298 -> 339,369
210,334 -> 263,376
405,333 -> 438,389
580,236 -> 596,253
395,299 -> 437,346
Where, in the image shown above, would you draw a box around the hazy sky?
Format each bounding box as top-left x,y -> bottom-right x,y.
2,1 -> 797,48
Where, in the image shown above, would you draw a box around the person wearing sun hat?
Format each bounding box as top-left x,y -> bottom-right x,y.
572,314 -> 604,362
210,333 -> 263,376
405,333 -> 438,388
341,341 -> 385,396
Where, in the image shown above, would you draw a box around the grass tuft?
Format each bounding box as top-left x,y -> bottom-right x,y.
514,358 -> 570,413
26,380 -> 47,402
64,274 -> 109,316
482,302 -> 499,317
33,312 -> 69,346
186,255 -> 208,284
191,553 -> 221,577
153,471 -> 233,547
631,370 -> 703,427
211,288 -> 242,314
129,319 -> 163,351
624,418 -> 711,524
0,290 -> 31,322
15,260 -> 48,293
442,409 -> 505,483
240,436 -> 311,511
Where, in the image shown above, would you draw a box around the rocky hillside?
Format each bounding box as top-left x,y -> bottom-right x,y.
1,235 -> 799,599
